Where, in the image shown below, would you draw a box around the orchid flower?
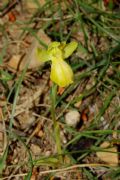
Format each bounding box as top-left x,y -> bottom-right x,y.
36,41 -> 78,87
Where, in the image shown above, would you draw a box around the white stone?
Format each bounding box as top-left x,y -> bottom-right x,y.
65,110 -> 80,128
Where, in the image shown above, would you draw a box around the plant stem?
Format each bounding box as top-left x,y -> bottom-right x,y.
50,84 -> 62,163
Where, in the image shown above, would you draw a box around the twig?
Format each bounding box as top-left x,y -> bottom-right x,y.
0,0 -> 21,18
2,163 -> 115,179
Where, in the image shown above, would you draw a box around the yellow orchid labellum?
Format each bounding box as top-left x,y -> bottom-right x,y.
36,41 -> 78,87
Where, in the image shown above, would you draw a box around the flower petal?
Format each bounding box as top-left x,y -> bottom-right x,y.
63,41 -> 78,59
48,42 -> 60,50
36,48 -> 50,62
50,58 -> 73,87
49,47 -> 63,60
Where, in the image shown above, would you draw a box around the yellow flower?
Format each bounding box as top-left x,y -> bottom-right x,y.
37,41 -> 78,87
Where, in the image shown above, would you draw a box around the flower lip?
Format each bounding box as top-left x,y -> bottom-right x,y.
50,58 -> 74,87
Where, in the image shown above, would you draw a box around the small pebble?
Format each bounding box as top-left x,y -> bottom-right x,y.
65,110 -> 80,128
30,144 -> 41,155
45,151 -> 51,157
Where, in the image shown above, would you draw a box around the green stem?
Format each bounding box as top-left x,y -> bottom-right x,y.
50,84 -> 62,163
